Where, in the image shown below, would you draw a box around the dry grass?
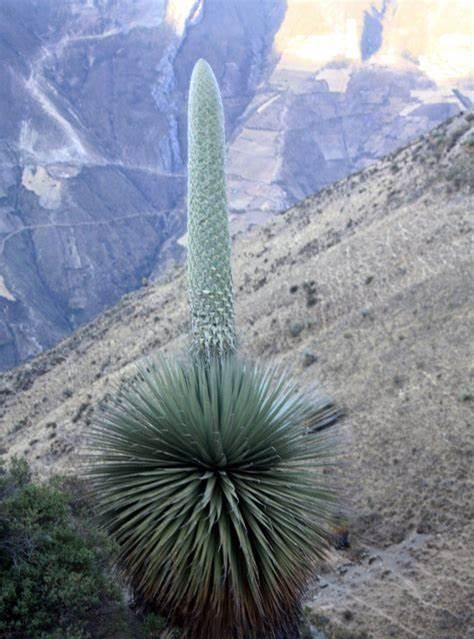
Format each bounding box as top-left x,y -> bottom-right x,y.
1,113 -> 473,638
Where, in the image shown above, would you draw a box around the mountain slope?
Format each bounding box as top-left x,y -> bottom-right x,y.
0,0 -> 285,369
1,114 -> 473,638
1,0 -> 472,369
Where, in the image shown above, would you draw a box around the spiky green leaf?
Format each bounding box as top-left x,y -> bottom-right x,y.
89,356 -> 340,639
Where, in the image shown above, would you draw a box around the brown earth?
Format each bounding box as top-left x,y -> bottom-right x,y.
1,113 -> 473,639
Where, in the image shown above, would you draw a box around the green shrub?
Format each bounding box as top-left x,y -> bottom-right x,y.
0,459 -> 130,639
462,133 -> 474,149
445,156 -> 474,189
143,612 -> 167,638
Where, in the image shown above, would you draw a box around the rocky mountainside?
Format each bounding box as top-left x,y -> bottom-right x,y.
0,0 -> 285,369
1,114 -> 473,638
1,0 -> 472,370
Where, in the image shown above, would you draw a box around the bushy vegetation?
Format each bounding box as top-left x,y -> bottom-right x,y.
0,458 -> 131,639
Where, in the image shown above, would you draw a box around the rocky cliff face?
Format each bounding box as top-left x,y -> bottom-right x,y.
227,0 -> 473,227
0,0 -> 285,369
0,0 -> 472,369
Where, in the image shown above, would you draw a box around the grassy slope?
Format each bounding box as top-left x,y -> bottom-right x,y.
1,113 -> 473,638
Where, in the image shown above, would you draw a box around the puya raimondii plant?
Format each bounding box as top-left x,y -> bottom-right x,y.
187,59 -> 236,359
90,59 -> 341,639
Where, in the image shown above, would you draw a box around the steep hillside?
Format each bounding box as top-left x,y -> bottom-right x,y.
1,114 -> 473,638
0,0 -> 285,369
1,0 -> 472,369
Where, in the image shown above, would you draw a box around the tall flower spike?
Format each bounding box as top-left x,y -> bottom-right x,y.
187,59 -> 236,360
89,58 -> 341,639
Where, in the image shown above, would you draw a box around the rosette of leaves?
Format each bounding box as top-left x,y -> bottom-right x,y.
91,356 -> 338,638
90,59 -> 341,639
